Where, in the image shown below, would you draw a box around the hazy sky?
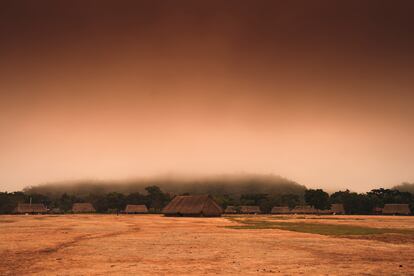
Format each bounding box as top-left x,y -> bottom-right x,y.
1,1 -> 414,192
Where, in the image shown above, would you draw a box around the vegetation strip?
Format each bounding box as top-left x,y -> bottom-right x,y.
226,218 -> 414,236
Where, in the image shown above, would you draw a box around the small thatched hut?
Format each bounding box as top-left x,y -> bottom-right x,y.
271,206 -> 290,214
162,195 -> 223,217
224,206 -> 238,214
240,206 -> 261,214
317,209 -> 333,215
291,205 -> 317,214
330,204 -> 345,214
125,204 -> 148,214
72,203 -> 96,213
15,203 -> 47,214
382,204 -> 411,215
49,208 -> 63,214
373,207 -> 383,215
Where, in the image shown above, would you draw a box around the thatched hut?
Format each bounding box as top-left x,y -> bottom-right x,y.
125,204 -> 148,214
317,209 -> 333,215
72,203 -> 96,213
49,208 -> 63,214
382,204 -> 411,215
224,206 -> 238,214
15,203 -> 47,214
240,206 -> 261,214
330,204 -> 345,214
271,206 -> 290,214
162,195 -> 223,217
373,207 -> 383,215
291,205 -> 317,214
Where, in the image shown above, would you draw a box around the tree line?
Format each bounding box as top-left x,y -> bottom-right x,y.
216,188 -> 414,214
0,186 -> 170,214
0,186 -> 413,214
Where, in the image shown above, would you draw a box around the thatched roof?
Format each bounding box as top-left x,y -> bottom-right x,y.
330,204 -> 345,214
240,205 -> 261,214
224,206 -> 238,214
382,204 -> 411,215
291,205 -> 317,214
162,195 -> 222,217
317,209 -> 333,215
72,203 -> 96,213
15,203 -> 47,214
271,206 -> 290,214
125,204 -> 148,214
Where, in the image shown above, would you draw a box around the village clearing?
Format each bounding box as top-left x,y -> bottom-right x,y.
0,215 -> 413,275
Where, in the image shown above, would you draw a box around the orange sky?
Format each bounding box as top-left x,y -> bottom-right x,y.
1,1 -> 414,192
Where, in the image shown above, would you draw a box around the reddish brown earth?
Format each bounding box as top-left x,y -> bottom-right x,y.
0,215 -> 413,275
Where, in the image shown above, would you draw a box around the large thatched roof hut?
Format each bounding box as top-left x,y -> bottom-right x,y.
271,206 -> 290,214
330,204 -> 345,214
382,204 -> 411,215
240,206 -> 261,214
15,203 -> 47,214
162,195 -> 223,217
291,205 -> 317,214
72,203 -> 96,213
125,204 -> 148,214
224,206 -> 238,214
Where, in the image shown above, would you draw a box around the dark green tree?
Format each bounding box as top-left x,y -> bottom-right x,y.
145,186 -> 169,211
330,190 -> 374,214
57,193 -> 80,212
240,194 -> 267,206
27,193 -> 51,206
126,192 -> 147,205
280,194 -> 301,209
305,189 -> 330,210
105,192 -> 126,211
0,192 -> 26,213
212,194 -> 237,209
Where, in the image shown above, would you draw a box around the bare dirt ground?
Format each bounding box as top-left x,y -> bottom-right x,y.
0,215 -> 413,275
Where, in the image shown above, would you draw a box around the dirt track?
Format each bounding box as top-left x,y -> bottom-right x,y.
1,215 -> 413,275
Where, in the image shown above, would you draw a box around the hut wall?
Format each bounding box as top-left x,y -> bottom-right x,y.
382,204 -> 411,215
271,207 -> 290,214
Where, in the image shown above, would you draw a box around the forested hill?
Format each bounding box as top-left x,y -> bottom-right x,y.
24,174 -> 306,198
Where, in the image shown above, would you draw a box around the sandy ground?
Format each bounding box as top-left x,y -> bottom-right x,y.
0,215 -> 413,276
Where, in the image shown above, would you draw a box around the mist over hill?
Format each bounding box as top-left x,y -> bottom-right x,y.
393,182 -> 414,194
24,174 -> 306,198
